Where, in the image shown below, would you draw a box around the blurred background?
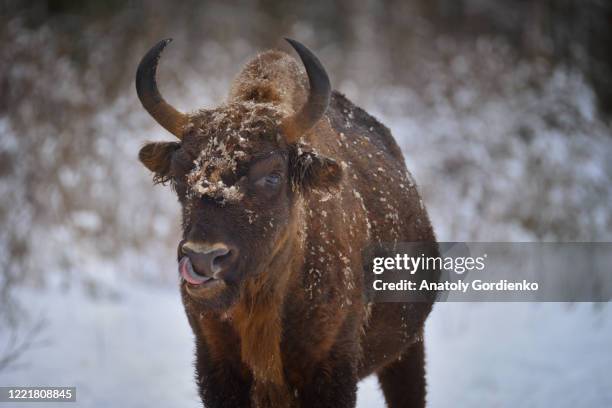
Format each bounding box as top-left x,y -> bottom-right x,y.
0,0 -> 611,407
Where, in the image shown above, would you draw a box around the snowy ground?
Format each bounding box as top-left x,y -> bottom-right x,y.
2,284 -> 611,407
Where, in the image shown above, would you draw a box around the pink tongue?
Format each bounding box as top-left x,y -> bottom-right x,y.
179,257 -> 208,285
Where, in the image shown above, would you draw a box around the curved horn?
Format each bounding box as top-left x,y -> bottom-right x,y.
282,38 -> 331,143
136,39 -> 188,139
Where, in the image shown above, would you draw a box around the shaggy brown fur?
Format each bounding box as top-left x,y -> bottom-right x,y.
139,47 -> 438,408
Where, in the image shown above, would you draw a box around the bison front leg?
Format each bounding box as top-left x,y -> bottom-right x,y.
298,355 -> 358,408
195,348 -> 252,407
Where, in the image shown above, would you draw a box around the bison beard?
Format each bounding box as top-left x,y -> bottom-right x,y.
136,38 -> 438,408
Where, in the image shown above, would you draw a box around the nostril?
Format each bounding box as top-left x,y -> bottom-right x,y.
210,248 -> 231,274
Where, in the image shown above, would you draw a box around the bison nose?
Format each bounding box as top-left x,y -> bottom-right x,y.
179,241 -> 237,279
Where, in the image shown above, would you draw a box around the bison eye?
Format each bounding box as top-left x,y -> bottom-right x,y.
256,172 -> 282,188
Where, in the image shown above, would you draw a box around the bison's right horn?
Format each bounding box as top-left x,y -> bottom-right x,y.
282,38 -> 331,143
136,39 -> 188,139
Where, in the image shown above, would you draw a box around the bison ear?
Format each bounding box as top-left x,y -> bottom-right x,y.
291,148 -> 343,192
139,141 -> 180,183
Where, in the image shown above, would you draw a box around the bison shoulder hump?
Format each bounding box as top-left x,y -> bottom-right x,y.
328,91 -> 403,161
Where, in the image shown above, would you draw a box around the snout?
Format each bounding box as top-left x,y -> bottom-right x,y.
178,240 -> 238,285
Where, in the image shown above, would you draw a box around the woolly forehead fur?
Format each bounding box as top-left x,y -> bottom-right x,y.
229,50 -> 308,111
178,50 -> 308,201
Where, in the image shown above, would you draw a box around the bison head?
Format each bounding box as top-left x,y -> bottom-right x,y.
137,39 -> 342,310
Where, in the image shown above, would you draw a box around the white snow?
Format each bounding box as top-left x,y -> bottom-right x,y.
0,285 -> 199,408
2,285 -> 611,407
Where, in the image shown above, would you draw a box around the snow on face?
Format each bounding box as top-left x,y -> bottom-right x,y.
184,101 -> 288,203
186,133 -> 246,202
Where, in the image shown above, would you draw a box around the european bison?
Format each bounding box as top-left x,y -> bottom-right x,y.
136,38 -> 438,407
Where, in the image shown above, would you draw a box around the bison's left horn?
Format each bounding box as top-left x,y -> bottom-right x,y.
282,38 -> 331,143
136,39 -> 188,139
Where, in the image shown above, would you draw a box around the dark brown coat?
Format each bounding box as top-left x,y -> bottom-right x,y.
137,40 -> 437,408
